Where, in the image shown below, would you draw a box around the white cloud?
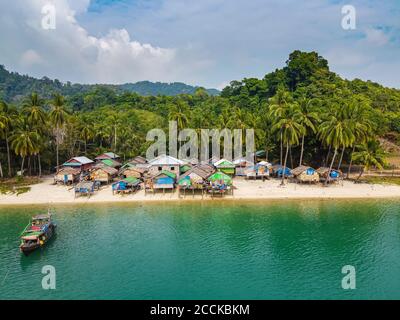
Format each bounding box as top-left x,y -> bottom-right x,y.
0,0 -> 183,84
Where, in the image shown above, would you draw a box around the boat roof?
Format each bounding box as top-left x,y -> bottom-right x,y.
32,214 -> 51,220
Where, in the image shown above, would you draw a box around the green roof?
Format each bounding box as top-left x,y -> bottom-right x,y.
207,171 -> 232,185
123,177 -> 139,184
180,165 -> 191,174
178,176 -> 191,186
160,170 -> 176,179
101,159 -> 114,167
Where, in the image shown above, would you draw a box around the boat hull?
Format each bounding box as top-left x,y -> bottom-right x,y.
20,224 -> 56,256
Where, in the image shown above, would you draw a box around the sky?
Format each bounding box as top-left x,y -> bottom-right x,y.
0,0 -> 399,89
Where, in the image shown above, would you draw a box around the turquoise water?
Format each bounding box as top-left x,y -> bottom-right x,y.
0,200 -> 400,299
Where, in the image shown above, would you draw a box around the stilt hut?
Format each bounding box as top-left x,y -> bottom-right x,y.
74,181 -> 96,198
147,155 -> 185,178
112,177 -> 141,195
178,166 -> 211,197
317,167 -> 342,183
245,162 -> 271,180
146,170 -> 176,194
90,165 -> 118,184
54,167 -> 80,184
291,166 -> 319,184
214,159 -> 235,176
271,165 -> 292,178
234,157 -> 254,176
207,171 -> 233,197
119,164 -> 145,180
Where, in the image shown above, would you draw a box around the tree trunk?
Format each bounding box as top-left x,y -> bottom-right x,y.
337,147 -> 345,170
38,153 -> 42,178
56,128 -> 60,170
281,142 -> 290,186
324,145 -> 331,167
85,140 -> 87,155
114,125 -> 117,153
356,167 -> 365,181
326,147 -> 337,186
289,145 -> 293,169
299,134 -> 305,166
21,157 -> 25,175
0,161 -> 3,178
280,130 -> 283,166
6,135 -> 12,177
346,145 -> 356,179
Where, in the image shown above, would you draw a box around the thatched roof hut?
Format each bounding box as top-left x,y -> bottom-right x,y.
149,170 -> 176,190
54,167 -> 80,184
119,164 -> 146,179
317,167 -> 342,183
178,166 -> 211,189
74,181 -> 96,198
291,166 -> 319,183
90,165 -> 118,183
270,165 -> 292,178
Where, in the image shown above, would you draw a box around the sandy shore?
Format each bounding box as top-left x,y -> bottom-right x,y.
0,176 -> 400,206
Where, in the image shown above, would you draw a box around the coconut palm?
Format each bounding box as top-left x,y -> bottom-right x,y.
318,105 -> 355,185
352,140 -> 386,181
168,101 -> 189,131
49,94 -> 69,169
268,88 -> 292,165
272,103 -> 303,185
0,101 -> 16,176
23,93 -> 47,125
10,117 -> 40,174
345,100 -> 373,177
297,97 -> 320,166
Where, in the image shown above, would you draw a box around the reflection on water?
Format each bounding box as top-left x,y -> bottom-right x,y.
0,199 -> 400,299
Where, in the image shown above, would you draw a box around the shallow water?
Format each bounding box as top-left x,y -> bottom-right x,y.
0,199 -> 400,299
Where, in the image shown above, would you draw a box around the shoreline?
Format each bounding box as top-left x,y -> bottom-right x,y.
1,177 -> 400,206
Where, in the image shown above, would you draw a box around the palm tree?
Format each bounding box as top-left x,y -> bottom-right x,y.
272,104 -> 303,185
10,117 -> 40,174
23,93 -> 47,125
79,121 -> 94,155
23,93 -> 47,177
345,100 -> 373,177
318,106 -> 355,185
0,101 -> 16,176
168,101 -> 189,131
268,88 -> 291,165
297,97 -> 320,166
352,140 -> 386,181
49,94 -> 68,169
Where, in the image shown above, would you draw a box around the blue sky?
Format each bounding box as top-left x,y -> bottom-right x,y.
0,0 -> 399,89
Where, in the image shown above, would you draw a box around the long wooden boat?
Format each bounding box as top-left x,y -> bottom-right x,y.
19,212 -> 57,256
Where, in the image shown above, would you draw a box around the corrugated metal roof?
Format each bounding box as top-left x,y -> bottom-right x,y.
72,156 -> 94,164
148,155 -> 185,166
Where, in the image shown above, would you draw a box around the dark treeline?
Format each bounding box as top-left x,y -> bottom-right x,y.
0,51 -> 399,178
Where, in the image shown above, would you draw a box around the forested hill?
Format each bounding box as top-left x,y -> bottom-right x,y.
0,65 -> 219,102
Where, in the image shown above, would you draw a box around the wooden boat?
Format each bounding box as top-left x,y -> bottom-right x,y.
19,212 -> 57,256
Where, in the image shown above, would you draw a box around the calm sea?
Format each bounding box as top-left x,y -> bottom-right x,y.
0,200 -> 400,299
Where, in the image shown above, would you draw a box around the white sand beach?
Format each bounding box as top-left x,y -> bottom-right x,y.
0,176 -> 399,206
